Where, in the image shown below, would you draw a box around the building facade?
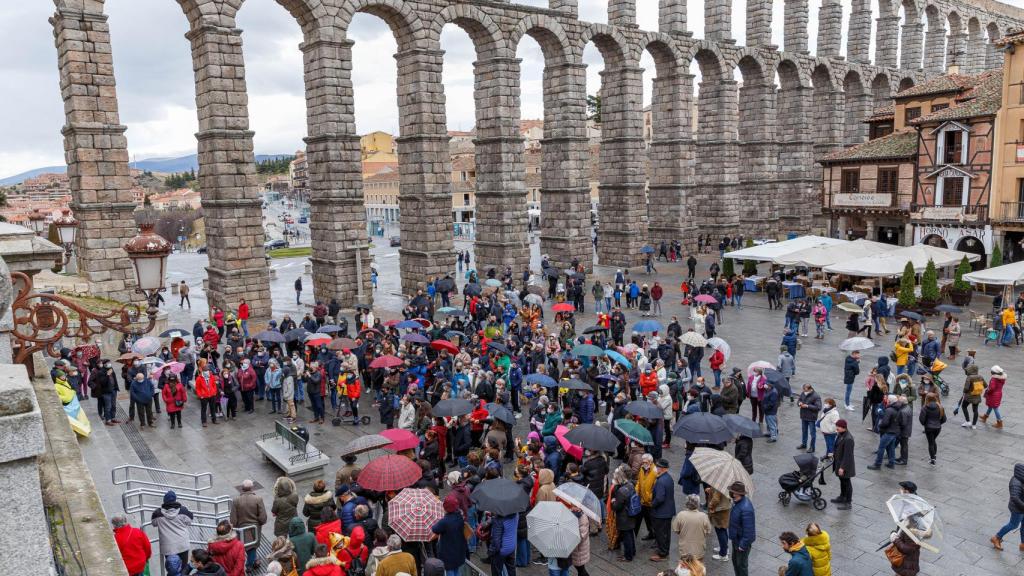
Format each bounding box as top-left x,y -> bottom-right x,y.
991,31 -> 1024,262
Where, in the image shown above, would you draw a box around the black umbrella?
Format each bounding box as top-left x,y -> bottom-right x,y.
433,398 -> 474,418
563,424 -> 620,452
583,325 -> 609,334
437,278 -> 456,292
284,328 -> 310,342
488,341 -> 510,355
485,403 -> 516,426
722,414 -> 762,438
625,400 -> 664,420
159,328 -> 190,338
254,330 -> 286,344
899,310 -> 924,321
317,324 -> 342,334
465,283 -> 482,296
543,267 -> 560,278
472,478 -> 530,515
673,413 -> 733,444
763,368 -> 792,398
446,310 -> 470,318
445,329 -> 467,340
411,295 -> 430,308
560,378 -> 592,392
354,303 -> 371,311
935,304 -> 962,314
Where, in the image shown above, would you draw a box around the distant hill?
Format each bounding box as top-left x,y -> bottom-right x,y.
0,153 -> 293,186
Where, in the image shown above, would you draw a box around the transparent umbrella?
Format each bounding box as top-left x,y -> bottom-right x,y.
886,494 -> 943,553
707,337 -> 731,361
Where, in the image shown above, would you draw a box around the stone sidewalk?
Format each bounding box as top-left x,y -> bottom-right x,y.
80,251 -> 1024,576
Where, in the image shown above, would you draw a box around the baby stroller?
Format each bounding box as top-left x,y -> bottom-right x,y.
917,359 -> 949,396
777,453 -> 829,510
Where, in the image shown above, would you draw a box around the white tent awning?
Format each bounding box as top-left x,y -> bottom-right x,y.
962,261 -> 1024,286
724,236 -> 847,263
823,244 -> 980,277
773,239 -> 901,268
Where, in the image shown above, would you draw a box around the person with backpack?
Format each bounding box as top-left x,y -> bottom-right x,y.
336,527 -> 370,576
486,513 -> 518,576
611,465 -> 639,562
304,544 -> 342,576
960,364 -> 986,429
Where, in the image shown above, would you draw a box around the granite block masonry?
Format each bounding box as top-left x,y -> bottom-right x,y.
50,0 -> 1023,300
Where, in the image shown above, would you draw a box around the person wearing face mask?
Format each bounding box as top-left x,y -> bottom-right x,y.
195,359 -> 219,427
237,358 -> 257,414
94,360 -> 119,426
129,371 -> 156,428
220,367 -> 239,420
162,375 -> 187,429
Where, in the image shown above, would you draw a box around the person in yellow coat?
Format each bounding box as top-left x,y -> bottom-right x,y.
893,338 -> 914,375
1000,306 -> 1017,346
635,453 -> 657,539
801,522 -> 831,576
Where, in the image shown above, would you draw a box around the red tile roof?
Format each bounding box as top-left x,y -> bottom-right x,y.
820,129 -> 918,163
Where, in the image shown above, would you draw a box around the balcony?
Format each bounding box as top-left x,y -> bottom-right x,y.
910,204 -> 988,222
997,202 -> 1024,223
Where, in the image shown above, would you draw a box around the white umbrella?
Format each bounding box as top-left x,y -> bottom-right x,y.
746,360 -> 773,380
839,337 -> 875,351
774,239 -> 900,268
527,501 -> 581,559
553,482 -> 601,523
524,293 -> 543,306
679,331 -> 708,348
837,302 -> 863,313
824,244 -> 980,277
963,260 -> 1024,286
724,235 -> 847,263
886,494 -> 943,553
707,337 -> 731,361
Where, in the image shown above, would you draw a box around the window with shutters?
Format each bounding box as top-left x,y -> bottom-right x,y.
841,169 -> 860,193
942,176 -> 964,206
943,130 -> 964,164
877,168 -> 899,194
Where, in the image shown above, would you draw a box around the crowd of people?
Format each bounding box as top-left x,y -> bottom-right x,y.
69,246 -> 1024,576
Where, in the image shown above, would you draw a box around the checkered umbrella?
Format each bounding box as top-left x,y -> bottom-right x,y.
357,455 -> 422,492
339,434 -> 391,457
388,488 -> 444,542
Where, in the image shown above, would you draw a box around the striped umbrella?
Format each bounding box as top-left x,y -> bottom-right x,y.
388,488 -> 444,542
527,501 -> 581,558
356,455 -> 422,492
688,447 -> 755,496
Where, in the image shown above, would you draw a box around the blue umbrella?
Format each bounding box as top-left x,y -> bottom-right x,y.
633,319 -> 663,333
254,330 -> 286,343
525,373 -> 557,388
316,324 -> 342,334
603,349 -> 632,369
640,246 -> 655,254
396,320 -> 422,330
402,333 -> 430,344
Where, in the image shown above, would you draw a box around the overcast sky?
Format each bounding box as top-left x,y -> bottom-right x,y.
1,0 -> 1004,179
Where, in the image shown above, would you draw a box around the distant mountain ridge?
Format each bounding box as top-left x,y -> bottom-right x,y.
0,153 -> 292,186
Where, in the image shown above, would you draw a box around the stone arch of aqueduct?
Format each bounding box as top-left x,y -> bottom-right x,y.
49,0 -> 1024,316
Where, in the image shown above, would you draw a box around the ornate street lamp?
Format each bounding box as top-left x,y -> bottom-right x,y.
27,209 -> 47,236
53,208 -> 78,271
9,223 -> 172,364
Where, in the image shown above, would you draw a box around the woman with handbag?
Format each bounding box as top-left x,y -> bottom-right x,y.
161,375 -> 187,429
885,530 -> 920,575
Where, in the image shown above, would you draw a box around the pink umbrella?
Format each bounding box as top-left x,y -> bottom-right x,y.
380,428 -> 420,452
159,361 -> 186,375
554,425 -> 584,460
694,294 -> 718,304
746,360 -> 773,380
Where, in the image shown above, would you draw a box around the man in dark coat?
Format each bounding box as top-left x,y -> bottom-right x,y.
830,419 -> 855,510
648,459 -> 676,561
843,351 -> 860,411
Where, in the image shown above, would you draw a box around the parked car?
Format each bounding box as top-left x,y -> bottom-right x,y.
265,239 -> 288,250
389,236 -> 401,247
196,246 -> 207,254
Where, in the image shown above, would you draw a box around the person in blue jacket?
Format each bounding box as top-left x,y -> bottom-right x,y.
648,459 -> 676,561
488,513 -> 518,576
677,446 -> 702,496
129,371 -> 155,428
778,531 -> 813,576
577,389 -> 595,424
728,481 -> 756,576
431,494 -> 468,576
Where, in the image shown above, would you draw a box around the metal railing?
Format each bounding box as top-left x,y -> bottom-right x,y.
261,421 -> 323,465
998,201 -> 1024,222
112,464 -> 213,494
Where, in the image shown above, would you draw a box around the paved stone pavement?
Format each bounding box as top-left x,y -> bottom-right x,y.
82,248 -> 1024,576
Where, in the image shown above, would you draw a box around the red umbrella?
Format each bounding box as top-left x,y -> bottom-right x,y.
369,355 -> 404,369
414,318 -> 433,329
552,303 -> 575,313
694,294 -> 717,304
380,428 -> 420,452
388,488 -> 444,542
357,455 -> 422,492
555,425 -> 584,460
117,351 -> 143,364
385,319 -> 401,327
305,335 -> 332,347
430,339 -> 459,354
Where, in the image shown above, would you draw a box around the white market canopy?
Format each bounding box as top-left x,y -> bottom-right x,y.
823,244 -> 980,278
962,260 -> 1024,286
773,239 -> 901,268
724,235 -> 847,263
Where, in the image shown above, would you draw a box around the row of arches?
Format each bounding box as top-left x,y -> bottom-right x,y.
50,0 -> 1016,316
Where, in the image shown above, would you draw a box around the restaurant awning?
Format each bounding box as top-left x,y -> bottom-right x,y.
773,239 -> 900,268
823,244 -> 980,277
962,260 -> 1024,286
724,235 -> 847,263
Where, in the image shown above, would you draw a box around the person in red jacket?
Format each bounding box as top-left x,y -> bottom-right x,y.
161,375 -> 187,429
639,365 -> 659,398
237,299 -> 250,339
315,507 -> 342,548
335,526 -> 368,570
237,359 -> 258,414
112,515 -> 151,576
213,307 -> 226,338
651,282 -> 664,317
203,324 -> 220,349
195,359 -> 219,427
305,544 -> 343,576
207,520 -> 246,576
709,346 -> 726,388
